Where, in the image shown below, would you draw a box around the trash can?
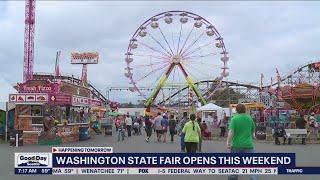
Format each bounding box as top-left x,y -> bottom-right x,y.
255,126 -> 267,140
9,130 -> 23,147
79,127 -> 89,141
104,125 -> 113,136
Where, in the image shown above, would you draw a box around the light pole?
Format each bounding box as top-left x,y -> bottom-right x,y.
106,87 -> 110,102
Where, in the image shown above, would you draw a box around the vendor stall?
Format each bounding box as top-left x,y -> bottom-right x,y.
9,79 -> 105,145
197,103 -> 224,130
230,102 -> 265,124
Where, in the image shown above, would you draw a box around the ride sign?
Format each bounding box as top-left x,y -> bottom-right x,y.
71,52 -> 99,64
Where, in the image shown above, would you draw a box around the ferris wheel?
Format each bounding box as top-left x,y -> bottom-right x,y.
124,11 -> 229,107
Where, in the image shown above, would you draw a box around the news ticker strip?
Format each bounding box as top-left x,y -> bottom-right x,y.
15,167 -> 278,175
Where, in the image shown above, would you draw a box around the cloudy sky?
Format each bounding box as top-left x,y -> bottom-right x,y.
0,1 -> 319,103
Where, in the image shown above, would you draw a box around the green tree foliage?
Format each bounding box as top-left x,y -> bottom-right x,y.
209,88 -> 245,107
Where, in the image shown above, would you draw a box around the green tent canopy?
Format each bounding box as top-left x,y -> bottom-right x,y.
108,111 -> 123,116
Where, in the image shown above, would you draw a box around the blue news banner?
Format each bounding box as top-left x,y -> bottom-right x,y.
14,152 -> 320,175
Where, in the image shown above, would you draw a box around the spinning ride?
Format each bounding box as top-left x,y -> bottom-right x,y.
280,61 -> 320,113
124,11 -> 229,110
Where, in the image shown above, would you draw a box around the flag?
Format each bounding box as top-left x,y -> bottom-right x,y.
276,68 -> 281,83
55,51 -> 61,77
260,73 -> 264,89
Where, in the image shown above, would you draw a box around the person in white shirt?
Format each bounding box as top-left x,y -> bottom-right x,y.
154,113 -> 163,142
125,113 -> 133,137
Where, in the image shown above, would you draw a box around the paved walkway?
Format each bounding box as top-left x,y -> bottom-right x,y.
0,132 -> 319,180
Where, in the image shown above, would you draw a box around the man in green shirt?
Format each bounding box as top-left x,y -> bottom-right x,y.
227,104 -> 258,180
182,114 -> 201,153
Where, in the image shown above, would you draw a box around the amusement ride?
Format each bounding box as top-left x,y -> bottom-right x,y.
124,11 -> 229,113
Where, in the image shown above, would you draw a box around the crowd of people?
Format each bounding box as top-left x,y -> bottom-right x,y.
113,107 -> 320,151
109,105 -> 320,180
113,109 -> 232,153
114,113 -> 144,142
111,104 -> 257,180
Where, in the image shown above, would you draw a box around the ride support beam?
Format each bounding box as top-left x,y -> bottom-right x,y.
177,63 -> 207,105
145,64 -> 175,108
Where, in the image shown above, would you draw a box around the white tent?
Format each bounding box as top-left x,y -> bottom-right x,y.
197,103 -> 222,111
197,103 -> 225,130
0,76 -> 16,111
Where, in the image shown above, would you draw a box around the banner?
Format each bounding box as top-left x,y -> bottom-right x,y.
13,148 -> 320,175
52,153 -> 295,168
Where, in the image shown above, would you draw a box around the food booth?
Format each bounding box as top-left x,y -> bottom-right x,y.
9,79 -> 104,145
197,103 -> 224,130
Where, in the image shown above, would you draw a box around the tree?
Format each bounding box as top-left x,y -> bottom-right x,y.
209,87 -> 245,107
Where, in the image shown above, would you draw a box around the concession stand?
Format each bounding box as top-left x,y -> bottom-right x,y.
9,79 -> 104,145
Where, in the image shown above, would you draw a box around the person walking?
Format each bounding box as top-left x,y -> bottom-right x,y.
115,117 -> 119,132
161,114 -> 169,143
182,114 -> 201,153
144,115 -> 153,142
169,115 -> 177,142
137,116 -> 143,135
219,114 -> 228,137
177,112 -> 188,152
154,113 -> 163,142
117,119 -> 125,142
227,104 -> 257,180
115,117 -> 121,132
125,113 -> 133,137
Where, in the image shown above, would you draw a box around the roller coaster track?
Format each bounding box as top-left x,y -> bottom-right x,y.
33,72 -> 106,102
262,60 -> 319,88
159,80 -> 260,105
159,61 -> 320,105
